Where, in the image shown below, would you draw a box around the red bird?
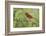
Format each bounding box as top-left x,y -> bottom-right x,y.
25,12 -> 33,19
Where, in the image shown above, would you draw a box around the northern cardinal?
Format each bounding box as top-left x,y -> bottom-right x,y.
25,12 -> 33,19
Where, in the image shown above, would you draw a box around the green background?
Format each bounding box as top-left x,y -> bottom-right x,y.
13,8 -> 39,28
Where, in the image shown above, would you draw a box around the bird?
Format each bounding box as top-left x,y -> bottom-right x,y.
25,12 -> 33,21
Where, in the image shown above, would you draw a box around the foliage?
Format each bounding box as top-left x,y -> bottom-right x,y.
13,8 -> 39,28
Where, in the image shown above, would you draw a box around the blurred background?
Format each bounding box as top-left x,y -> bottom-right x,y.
13,8 -> 39,27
